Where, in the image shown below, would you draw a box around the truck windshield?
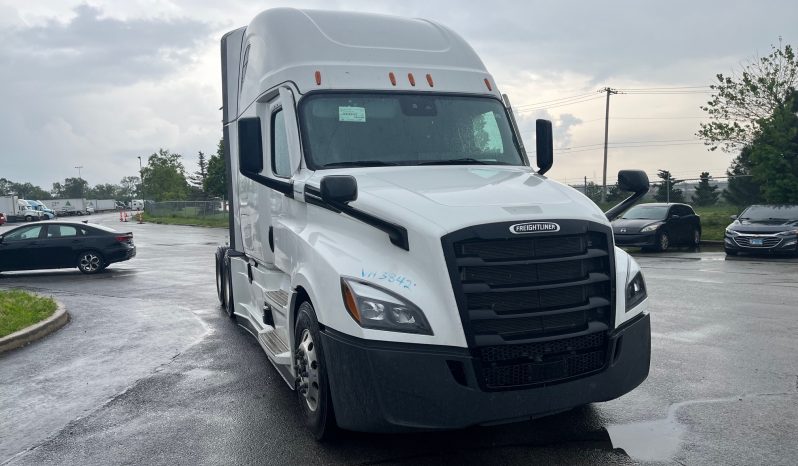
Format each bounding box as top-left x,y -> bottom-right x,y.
298,93 -> 525,169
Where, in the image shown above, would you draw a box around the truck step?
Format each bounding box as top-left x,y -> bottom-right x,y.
264,289 -> 289,309
258,329 -> 291,365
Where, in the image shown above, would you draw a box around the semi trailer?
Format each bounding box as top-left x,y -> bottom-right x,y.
215,8 -> 651,439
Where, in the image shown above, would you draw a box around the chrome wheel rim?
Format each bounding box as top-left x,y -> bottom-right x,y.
660,234 -> 669,250
694,230 -> 700,245
296,329 -> 320,412
80,253 -> 101,272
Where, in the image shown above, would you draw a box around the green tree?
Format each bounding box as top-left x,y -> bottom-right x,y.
91,183 -> 121,199
746,94 -> 798,202
140,149 -> 190,201
51,177 -> 88,198
723,147 -> 761,206
654,170 -> 684,203
698,40 -> 798,153
118,176 -> 140,202
691,172 -> 720,206
2,181 -> 51,199
204,139 -> 227,198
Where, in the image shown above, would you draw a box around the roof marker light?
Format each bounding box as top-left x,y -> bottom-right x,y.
426,74 -> 434,87
314,70 -> 321,85
389,72 -> 396,86
484,78 -> 492,91
408,73 -> 416,86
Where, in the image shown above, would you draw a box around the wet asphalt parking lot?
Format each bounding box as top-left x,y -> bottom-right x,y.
1,212 -> 797,465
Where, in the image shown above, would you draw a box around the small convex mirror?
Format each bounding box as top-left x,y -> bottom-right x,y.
617,170 -> 649,193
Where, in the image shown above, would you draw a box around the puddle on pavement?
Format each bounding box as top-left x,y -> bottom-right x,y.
607,416 -> 683,462
607,394 -> 755,462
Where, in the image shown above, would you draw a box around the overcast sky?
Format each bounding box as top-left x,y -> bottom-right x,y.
1,0 -> 796,190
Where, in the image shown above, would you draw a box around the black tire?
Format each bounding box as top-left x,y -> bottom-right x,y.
77,250 -> 104,274
656,231 -> 670,252
725,249 -> 738,256
295,301 -> 337,441
215,246 -> 229,309
691,229 -> 701,247
25,215 -> 33,222
224,252 -> 235,318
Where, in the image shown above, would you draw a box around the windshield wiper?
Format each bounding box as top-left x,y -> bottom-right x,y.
419,158 -> 507,165
321,160 -> 399,168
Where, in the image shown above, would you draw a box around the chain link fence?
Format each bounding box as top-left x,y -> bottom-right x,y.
145,200 -> 229,220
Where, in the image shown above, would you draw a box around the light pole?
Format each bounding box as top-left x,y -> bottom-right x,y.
75,165 -> 84,199
137,156 -> 144,211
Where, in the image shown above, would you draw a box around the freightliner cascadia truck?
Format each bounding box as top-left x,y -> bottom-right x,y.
215,8 -> 651,439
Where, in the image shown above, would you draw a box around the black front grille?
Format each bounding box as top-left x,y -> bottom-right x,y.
734,236 -> 781,248
442,220 -> 614,391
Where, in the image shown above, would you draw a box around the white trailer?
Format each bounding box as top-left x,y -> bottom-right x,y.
44,199 -> 87,216
0,196 -> 17,220
215,8 -> 651,439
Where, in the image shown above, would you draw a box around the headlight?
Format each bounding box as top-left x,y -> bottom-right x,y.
776,229 -> 798,237
341,278 -> 433,335
640,223 -> 661,233
626,272 -> 647,311
725,228 -> 739,237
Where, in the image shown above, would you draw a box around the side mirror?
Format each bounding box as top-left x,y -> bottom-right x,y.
730,215 -> 738,221
605,170 -> 651,221
320,175 -> 358,204
238,117 -> 263,173
617,170 -> 650,193
535,119 -> 553,176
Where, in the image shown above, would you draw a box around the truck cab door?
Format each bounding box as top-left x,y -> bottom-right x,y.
263,87 -> 303,345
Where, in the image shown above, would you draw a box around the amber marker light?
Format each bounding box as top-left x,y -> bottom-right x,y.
408,73 -> 416,86
388,72 -> 397,86
426,74 -> 434,87
484,78 -> 492,91
314,70 -> 322,85
341,281 -> 361,323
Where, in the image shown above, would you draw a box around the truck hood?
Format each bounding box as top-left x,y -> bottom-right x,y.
307,165 -> 609,235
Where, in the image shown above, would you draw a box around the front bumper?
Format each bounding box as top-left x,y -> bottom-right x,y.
321,313 -> 650,432
613,232 -> 657,247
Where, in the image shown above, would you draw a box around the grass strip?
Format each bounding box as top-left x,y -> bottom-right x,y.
0,290 -> 57,338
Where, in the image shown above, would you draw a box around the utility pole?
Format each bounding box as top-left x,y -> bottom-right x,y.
599,87 -> 619,203
75,165 -> 84,199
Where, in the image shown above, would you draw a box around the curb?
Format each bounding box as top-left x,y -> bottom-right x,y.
0,297 -> 69,354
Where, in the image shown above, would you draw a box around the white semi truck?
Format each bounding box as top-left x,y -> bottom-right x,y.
0,197 -> 44,222
215,8 -> 651,439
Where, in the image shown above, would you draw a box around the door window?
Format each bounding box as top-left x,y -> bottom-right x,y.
4,225 -> 43,242
272,108 -> 291,178
46,225 -> 79,238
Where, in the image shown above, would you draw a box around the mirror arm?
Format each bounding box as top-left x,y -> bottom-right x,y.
605,187 -> 650,221
240,170 -> 294,198
304,185 -> 409,250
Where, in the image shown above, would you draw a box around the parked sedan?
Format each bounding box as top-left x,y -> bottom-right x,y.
612,203 -> 702,252
724,204 -> 798,256
0,222 -> 136,274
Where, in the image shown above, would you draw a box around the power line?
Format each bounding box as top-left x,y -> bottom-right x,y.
514,92 -> 596,108
515,95 -> 604,112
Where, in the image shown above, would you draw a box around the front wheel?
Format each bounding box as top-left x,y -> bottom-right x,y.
25,215 -> 33,222
295,301 -> 337,441
656,231 -> 670,252
77,251 -> 104,274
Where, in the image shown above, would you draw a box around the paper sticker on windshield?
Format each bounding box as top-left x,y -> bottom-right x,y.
339,106 -> 366,122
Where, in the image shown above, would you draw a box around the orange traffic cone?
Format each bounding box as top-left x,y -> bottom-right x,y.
137,212 -> 144,224
123,211 -> 128,222
119,210 -> 124,222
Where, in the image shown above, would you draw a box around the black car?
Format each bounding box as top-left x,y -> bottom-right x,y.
612,203 -> 702,251
0,222 -> 136,274
724,204 -> 798,256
